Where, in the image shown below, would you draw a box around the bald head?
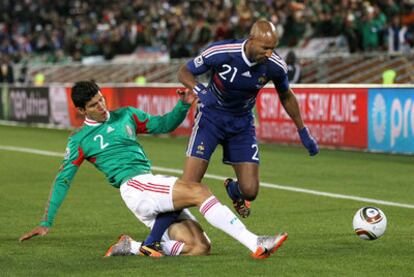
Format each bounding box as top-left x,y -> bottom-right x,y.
249,19 -> 278,42
245,19 -> 278,64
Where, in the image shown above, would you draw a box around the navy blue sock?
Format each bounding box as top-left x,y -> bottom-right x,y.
143,210 -> 181,246
225,180 -> 243,201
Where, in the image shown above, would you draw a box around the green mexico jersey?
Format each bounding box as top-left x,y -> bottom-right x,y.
40,100 -> 191,227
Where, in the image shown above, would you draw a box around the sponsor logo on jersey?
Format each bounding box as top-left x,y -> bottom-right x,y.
194,55 -> 204,68
125,125 -> 134,137
107,126 -> 115,133
242,71 -> 252,77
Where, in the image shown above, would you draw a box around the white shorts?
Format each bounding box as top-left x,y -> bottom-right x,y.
120,173 -> 196,230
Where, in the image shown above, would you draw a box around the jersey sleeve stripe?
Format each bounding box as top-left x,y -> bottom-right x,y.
132,114 -> 149,134
271,53 -> 285,61
269,57 -> 288,73
202,43 -> 242,56
193,86 -> 202,93
271,53 -> 288,67
204,49 -> 241,58
71,147 -> 85,166
87,156 -> 96,163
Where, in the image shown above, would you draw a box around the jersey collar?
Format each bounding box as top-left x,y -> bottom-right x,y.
242,39 -> 257,67
84,111 -> 110,126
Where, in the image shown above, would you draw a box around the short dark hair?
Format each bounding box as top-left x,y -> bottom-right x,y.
71,80 -> 100,108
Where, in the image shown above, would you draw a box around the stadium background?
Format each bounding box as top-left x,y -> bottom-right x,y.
1,0 -> 413,276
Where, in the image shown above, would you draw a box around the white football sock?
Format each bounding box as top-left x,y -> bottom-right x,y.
199,196 -> 258,252
130,239 -> 184,256
161,240 -> 185,256
130,240 -> 142,255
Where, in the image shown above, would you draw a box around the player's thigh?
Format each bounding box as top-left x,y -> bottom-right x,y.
222,124 -> 260,164
186,110 -> 222,162
172,179 -> 212,210
119,174 -> 177,228
182,157 -> 209,182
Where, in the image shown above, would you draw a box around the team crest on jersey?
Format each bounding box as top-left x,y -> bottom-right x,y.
196,142 -> 205,155
194,55 -> 204,68
125,125 -> 134,137
63,147 -> 70,160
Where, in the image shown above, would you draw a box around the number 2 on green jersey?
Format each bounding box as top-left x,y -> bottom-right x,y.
94,134 -> 109,149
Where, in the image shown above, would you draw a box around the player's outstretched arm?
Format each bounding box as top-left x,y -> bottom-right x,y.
140,89 -> 194,134
279,88 -> 319,156
177,64 -> 198,90
19,140 -> 80,242
177,63 -> 215,107
19,226 -> 49,242
278,88 -> 304,129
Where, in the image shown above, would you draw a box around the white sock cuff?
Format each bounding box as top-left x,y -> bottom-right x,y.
130,240 -> 142,255
199,195 -> 220,216
161,240 -> 185,256
170,241 -> 185,256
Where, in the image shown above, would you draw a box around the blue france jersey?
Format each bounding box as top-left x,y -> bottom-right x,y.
187,39 -> 290,115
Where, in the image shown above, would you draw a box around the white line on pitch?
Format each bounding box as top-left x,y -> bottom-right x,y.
1,145 -> 413,209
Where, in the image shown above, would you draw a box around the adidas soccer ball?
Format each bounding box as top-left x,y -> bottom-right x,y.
352,206 -> 387,240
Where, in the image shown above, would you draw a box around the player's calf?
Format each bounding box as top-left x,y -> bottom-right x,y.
224,178 -> 251,218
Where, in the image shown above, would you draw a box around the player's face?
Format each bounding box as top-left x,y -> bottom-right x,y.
79,91 -> 108,122
249,36 -> 277,63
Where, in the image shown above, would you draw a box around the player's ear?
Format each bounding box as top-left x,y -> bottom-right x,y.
77,107 -> 86,115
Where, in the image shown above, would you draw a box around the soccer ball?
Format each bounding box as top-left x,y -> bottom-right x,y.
352,206 -> 387,240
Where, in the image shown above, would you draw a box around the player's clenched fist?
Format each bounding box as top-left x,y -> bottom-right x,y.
177,88 -> 197,105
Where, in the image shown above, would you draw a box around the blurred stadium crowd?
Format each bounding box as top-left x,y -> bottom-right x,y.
1,0 -> 414,65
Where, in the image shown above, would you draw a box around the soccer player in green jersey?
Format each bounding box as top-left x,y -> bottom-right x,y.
20,80 -> 287,259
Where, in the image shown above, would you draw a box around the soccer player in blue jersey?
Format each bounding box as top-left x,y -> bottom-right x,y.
178,19 -> 319,218
20,80 -> 288,259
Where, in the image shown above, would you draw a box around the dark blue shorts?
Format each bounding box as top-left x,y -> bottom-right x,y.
186,107 -> 259,164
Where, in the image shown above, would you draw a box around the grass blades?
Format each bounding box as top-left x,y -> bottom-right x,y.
1,125 -> 413,276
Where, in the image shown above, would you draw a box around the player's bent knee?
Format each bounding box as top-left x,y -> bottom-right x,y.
244,194 -> 257,201
190,182 -> 212,202
239,186 -> 258,201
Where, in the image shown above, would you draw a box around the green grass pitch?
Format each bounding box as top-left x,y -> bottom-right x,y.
1,124 -> 413,276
